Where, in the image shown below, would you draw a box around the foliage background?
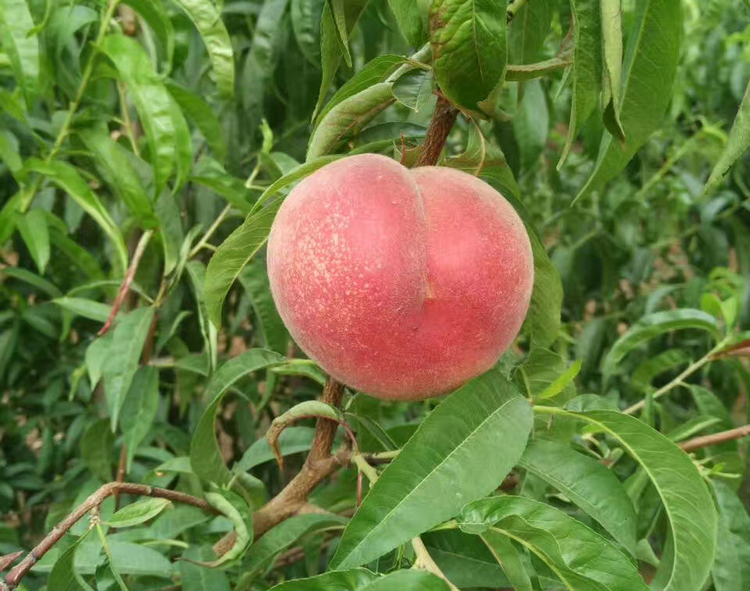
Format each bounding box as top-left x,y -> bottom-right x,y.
1,0 -> 750,589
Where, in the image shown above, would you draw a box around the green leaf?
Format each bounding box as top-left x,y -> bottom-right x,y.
270,569 -> 379,590
2,267 -> 61,298
705,80 -> 750,194
186,261 -> 218,371
315,55 -> 404,127
711,481 -> 750,591
430,0 -> 507,110
238,261 -> 289,353
314,0 -> 370,119
559,0 -> 601,167
308,83 -> 394,159
180,545 -> 231,591
101,307 -> 156,431
81,419 -> 114,482
241,0 -> 289,141
359,571 -> 451,591
600,0 -> 625,141
332,369 -> 533,569
538,360 -> 581,400
107,540 -> 172,578
120,366 -> 160,471
107,498 -> 171,528
519,438 -> 637,554
291,0 -> 326,65
631,349 -> 690,393
192,156 -> 256,214
48,532 -> 94,591
78,127 -> 154,223
459,496 -> 648,591
25,159 -> 128,271
421,530 -> 511,589
17,209 -> 49,274
388,0 -> 430,47
121,0 -> 175,72
166,81 -> 227,163
267,401 -> 343,466
101,35 -> 183,197
575,0 -> 682,202
190,349 -> 285,486
514,348 -> 576,401
238,426 -> 315,471
480,530 -> 533,591
204,200 -> 282,327
53,297 -> 111,323
513,79 -> 549,170
173,0 -> 234,97
243,513 -> 348,573
154,189 -> 184,275
602,309 -> 719,377
508,0 -> 553,65
0,0 -> 39,108
535,407 -> 718,591
393,68 -> 433,112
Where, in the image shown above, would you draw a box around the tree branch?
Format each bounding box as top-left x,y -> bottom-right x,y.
98,229 -> 154,337
2,484 -> 218,590
416,95 -> 459,167
680,424 -> 750,453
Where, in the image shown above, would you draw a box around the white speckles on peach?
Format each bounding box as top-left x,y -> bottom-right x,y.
267,154 -> 533,401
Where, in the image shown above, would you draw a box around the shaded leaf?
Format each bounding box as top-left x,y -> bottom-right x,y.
459,496 -> 648,591
243,513 -> 347,573
120,366 -> 160,471
81,419 -> 114,482
190,349 -> 285,486
388,0 -> 430,48
25,159 -> 128,271
602,309 -> 719,377
575,0 -> 682,201
519,438 -> 637,554
101,307 -> 156,430
16,209 -> 49,274
205,200 -> 282,327
535,407 -> 718,591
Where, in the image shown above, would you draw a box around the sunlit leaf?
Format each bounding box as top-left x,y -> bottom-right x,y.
332,369 -> 532,569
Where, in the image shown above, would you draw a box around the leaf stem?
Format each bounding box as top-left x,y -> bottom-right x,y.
411,536 -> 459,591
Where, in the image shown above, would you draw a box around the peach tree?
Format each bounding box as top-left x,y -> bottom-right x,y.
1,0 -> 749,590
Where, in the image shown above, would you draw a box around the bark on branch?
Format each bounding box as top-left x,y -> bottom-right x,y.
2,484 -> 218,590
416,95 -> 459,167
680,424 -> 750,453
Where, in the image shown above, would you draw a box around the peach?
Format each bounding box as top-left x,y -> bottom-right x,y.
266,154 -> 534,400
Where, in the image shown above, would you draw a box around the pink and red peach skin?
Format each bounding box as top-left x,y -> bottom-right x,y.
267,154 -> 534,400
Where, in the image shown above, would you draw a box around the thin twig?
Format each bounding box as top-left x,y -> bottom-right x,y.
680,424 -> 750,453
624,340 -> 727,415
3,483 -> 218,590
189,204 -> 232,259
98,229 -> 154,337
412,536 -> 459,591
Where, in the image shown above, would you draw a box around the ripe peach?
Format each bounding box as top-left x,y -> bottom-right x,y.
266,154 -> 534,400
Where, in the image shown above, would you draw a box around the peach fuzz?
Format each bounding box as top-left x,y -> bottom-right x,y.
267,154 -> 534,400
